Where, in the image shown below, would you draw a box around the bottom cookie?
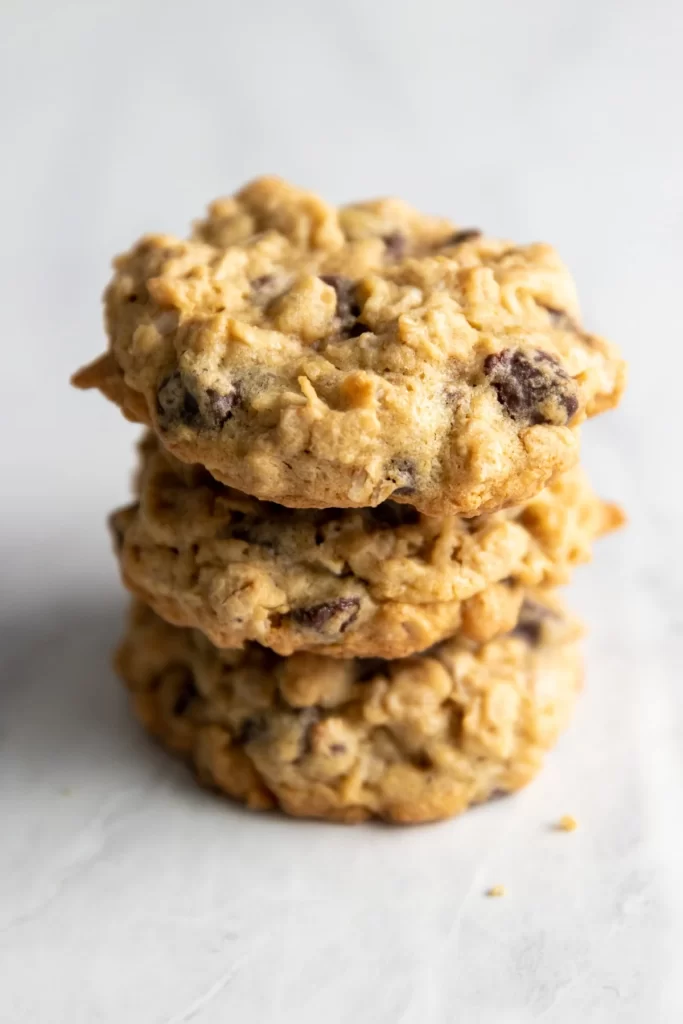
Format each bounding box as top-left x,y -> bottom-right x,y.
116,595 -> 583,824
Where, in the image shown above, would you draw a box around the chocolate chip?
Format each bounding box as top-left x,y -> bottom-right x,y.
446,229 -> 481,245
329,742 -> 347,755
156,371 -> 200,428
320,274 -> 359,319
368,502 -> 420,529
157,371 -> 244,431
389,457 -> 418,496
511,598 -> 557,645
512,617 -> 542,645
382,232 -> 407,260
204,381 -> 243,427
319,274 -> 368,337
291,597 -> 361,635
483,348 -> 579,426
180,390 -> 200,423
234,715 -> 268,746
172,671 -> 199,716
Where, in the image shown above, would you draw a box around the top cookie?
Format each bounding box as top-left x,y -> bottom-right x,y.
73,177 -> 626,515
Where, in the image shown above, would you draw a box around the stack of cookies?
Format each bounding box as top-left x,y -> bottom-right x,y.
73,177 -> 626,824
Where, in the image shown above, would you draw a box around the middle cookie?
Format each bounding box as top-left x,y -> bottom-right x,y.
111,434 -> 623,659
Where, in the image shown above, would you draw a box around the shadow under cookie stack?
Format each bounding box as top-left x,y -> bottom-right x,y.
72,177 -> 626,824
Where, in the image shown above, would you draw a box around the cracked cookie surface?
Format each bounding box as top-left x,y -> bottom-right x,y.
116,593 -> 583,824
73,176 -> 625,515
111,434 -> 622,658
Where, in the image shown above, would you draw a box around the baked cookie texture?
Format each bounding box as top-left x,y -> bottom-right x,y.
116,594 -> 583,824
73,176 -> 625,515
111,434 -> 623,658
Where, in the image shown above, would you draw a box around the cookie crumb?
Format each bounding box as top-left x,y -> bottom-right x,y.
556,814 -> 578,832
486,884 -> 506,898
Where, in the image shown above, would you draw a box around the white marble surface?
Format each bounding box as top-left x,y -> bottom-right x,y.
1,1 -> 682,1020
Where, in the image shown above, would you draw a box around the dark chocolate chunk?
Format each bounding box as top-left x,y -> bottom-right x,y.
172,670 -> 199,716
382,232 -> 407,260
511,598 -> 557,645
483,348 -> 579,425
511,616 -> 543,646
291,597 -> 361,634
319,274 -> 369,337
204,381 -> 243,427
157,371 -> 243,431
156,371 -> 200,428
389,457 -> 418,496
320,275 -> 360,320
234,715 -> 268,746
329,743 -> 347,755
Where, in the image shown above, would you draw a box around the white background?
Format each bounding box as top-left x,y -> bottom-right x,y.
1,1 -> 682,1021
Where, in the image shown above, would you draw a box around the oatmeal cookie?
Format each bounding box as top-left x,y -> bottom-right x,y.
116,593 -> 583,824
73,177 -> 625,514
110,434 -> 621,657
